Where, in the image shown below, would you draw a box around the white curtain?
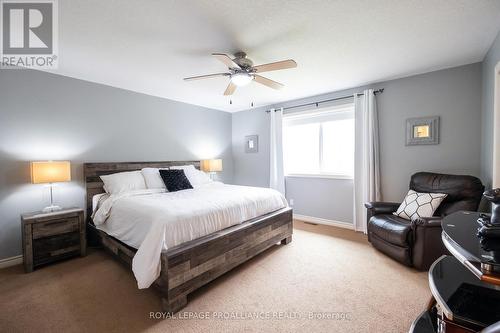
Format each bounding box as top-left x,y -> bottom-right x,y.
270,108 -> 286,195
353,89 -> 381,233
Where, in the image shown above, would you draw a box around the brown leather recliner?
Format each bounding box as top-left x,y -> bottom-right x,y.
365,172 -> 484,270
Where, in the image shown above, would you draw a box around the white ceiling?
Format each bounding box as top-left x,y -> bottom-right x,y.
49,0 -> 500,112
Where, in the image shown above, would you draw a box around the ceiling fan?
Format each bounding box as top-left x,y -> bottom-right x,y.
183,52 -> 297,95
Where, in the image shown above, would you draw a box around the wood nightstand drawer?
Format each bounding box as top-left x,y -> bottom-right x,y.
33,232 -> 81,266
32,217 -> 79,239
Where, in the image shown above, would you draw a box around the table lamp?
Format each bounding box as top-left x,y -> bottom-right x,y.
200,159 -> 222,180
31,161 -> 71,212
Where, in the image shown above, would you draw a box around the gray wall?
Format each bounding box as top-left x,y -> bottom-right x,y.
377,63 -> 482,200
0,69 -> 233,260
232,63 -> 483,223
285,177 -> 353,222
480,31 -> 500,188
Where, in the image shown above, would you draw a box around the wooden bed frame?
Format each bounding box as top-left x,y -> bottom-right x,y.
84,161 -> 293,313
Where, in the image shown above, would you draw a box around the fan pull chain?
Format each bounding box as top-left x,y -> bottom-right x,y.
228,100 -> 255,107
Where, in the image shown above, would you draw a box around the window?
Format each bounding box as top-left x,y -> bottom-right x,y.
283,103 -> 355,178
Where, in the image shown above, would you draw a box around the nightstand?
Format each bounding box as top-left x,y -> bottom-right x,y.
21,207 -> 86,272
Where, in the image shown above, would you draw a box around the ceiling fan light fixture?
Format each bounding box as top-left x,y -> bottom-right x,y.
230,72 -> 253,86
184,53 -> 296,95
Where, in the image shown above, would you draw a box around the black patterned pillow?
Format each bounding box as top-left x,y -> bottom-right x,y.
393,190 -> 447,220
159,169 -> 193,192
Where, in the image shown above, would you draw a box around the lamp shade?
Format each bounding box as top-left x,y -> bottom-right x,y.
200,159 -> 223,172
31,161 -> 71,184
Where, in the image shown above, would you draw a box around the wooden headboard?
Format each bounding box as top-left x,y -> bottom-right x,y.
83,161 -> 200,221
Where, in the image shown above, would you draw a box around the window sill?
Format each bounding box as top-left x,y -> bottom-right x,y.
285,174 -> 353,180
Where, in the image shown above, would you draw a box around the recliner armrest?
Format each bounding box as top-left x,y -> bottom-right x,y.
364,201 -> 400,215
411,216 -> 446,270
365,202 -> 401,242
411,217 -> 442,228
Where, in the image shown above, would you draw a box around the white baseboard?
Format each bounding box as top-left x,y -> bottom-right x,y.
0,255 -> 23,269
293,214 -> 354,230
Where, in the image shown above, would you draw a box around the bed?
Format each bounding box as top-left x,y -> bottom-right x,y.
84,161 -> 293,313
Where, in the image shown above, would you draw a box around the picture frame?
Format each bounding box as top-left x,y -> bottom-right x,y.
406,116 -> 440,146
245,135 -> 259,153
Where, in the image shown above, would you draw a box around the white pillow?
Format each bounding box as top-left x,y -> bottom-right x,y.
92,193 -> 109,214
100,170 -> 147,194
393,190 -> 447,220
170,165 -> 212,188
141,168 -> 168,190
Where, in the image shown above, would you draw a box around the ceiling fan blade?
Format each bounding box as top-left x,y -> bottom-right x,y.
212,53 -> 241,69
184,73 -> 229,81
253,59 -> 297,73
224,82 -> 237,95
254,75 -> 284,90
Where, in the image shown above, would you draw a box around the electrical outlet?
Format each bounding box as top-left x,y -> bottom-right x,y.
289,199 -> 294,206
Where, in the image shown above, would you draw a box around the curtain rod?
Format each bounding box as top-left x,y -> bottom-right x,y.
266,88 -> 384,113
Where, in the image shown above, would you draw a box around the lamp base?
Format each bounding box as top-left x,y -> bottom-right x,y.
42,205 -> 62,213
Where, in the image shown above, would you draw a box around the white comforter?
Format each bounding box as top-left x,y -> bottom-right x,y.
92,183 -> 287,289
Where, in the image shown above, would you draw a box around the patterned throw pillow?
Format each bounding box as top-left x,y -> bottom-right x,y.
393,190 -> 447,220
159,169 -> 193,192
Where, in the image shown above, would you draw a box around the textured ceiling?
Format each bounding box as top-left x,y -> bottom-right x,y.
47,0 -> 500,112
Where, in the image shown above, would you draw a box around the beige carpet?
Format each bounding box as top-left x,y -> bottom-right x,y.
0,221 -> 429,333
